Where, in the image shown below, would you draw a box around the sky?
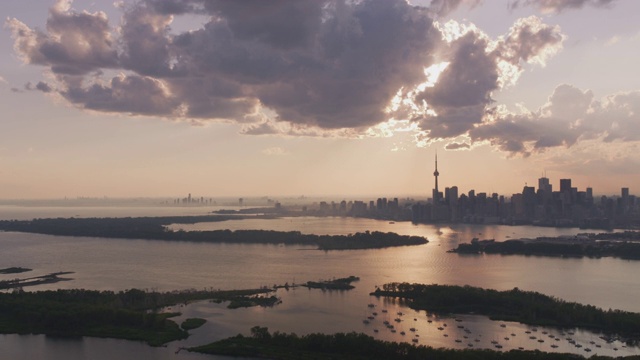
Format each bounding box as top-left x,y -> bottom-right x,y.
1,0 -> 639,200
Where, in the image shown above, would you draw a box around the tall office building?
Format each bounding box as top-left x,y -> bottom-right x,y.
560,179 -> 572,193
538,177 -> 552,194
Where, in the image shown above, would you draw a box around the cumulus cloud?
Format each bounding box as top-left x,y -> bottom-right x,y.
405,16 -> 563,140
8,0 -> 579,155
469,84 -> 640,156
508,0 -> 618,13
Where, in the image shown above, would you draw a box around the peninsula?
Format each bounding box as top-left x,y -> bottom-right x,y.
450,232 -> 640,260
371,283 -> 640,342
0,216 -> 427,250
189,327 -> 628,360
0,287 -> 276,346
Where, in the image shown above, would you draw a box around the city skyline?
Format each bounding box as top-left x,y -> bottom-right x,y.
1,0 -> 640,199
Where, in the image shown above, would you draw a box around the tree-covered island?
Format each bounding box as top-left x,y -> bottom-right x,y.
371,283 -> 640,342
0,216 -> 427,250
450,232 -> 640,260
0,287 -> 276,346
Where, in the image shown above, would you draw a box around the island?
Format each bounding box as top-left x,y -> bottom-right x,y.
303,276 -> 360,290
450,232 -> 640,260
371,283 -> 640,342
0,287 -> 276,346
0,267 -> 32,274
0,216 -> 427,250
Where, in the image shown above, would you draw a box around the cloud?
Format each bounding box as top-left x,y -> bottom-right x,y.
468,84 -> 640,156
427,0 -> 482,17
508,0 -> 618,13
25,81 -> 53,92
445,141 -> 471,150
7,0 -> 447,130
405,16 -> 563,140
6,2 -> 118,75
8,0 -> 582,156
262,147 -> 289,156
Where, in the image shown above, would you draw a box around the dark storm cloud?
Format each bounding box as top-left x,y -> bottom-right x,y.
508,0 -> 618,13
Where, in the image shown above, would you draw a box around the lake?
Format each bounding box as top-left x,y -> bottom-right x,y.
0,206 -> 638,358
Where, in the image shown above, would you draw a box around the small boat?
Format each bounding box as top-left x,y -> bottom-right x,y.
372,312 -> 378,316
427,320 -> 432,323
381,309 -> 388,313
584,348 -> 592,352
495,345 -> 503,349
400,331 -> 406,335
551,345 -> 558,348
455,339 -> 462,343
409,328 -> 416,332
504,337 -> 510,341
368,304 -> 375,308
412,338 -> 419,343
373,329 -> 379,333
363,320 -> 370,324
391,329 -> 397,333
437,327 -> 444,330
444,334 -> 448,337
500,324 -> 506,328
467,343 -> 473,347
538,339 -> 544,343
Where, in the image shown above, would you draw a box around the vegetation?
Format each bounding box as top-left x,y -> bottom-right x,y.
304,276 -> 360,290
180,318 -> 206,331
0,217 -> 427,250
190,327 -> 619,359
451,238 -> 640,260
371,283 -> 640,341
0,287 -> 275,346
0,267 -> 31,274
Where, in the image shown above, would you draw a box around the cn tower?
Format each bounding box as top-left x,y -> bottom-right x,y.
433,151 -> 440,203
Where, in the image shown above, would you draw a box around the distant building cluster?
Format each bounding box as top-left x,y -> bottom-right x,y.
302,155 -> 638,229
173,193 -> 214,205
412,156 -> 638,229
